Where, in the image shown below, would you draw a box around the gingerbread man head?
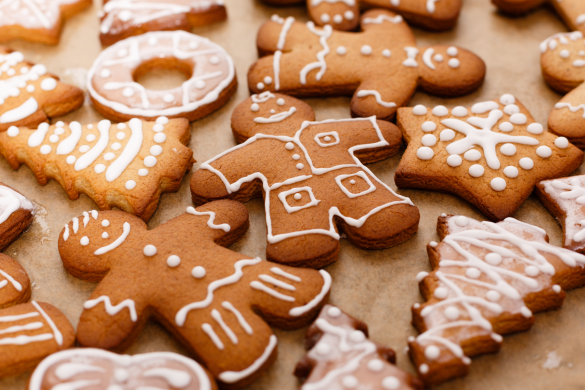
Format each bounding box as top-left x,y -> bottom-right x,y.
58,200 -> 331,388
248,10 -> 485,121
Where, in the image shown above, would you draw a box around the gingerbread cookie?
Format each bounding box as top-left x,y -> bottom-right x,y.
261,0 -> 461,31
294,304 -> 423,390
88,30 -> 237,122
58,200 -> 331,388
540,31 -> 585,148
0,254 -> 30,309
100,0 -> 227,46
0,301 -> 75,378
248,10 -> 485,121
0,0 -> 91,45
30,348 -> 218,390
0,48 -> 84,132
492,0 -> 585,33
408,215 -> 585,386
0,183 -> 35,251
0,117 -> 193,222
395,94 -> 583,221
535,175 -> 585,254
192,93 -> 419,268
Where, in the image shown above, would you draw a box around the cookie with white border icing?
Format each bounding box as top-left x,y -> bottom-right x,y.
99,0 -> 227,46
260,0 -> 461,31
29,348 -> 218,390
192,92 -> 419,269
492,0 -> 585,33
0,0 -> 91,45
0,183 -> 35,251
408,214 -> 585,386
0,48 -> 84,132
88,30 -> 237,122
0,254 -> 31,309
294,304 -> 423,390
248,10 -> 485,121
58,200 -> 331,389
395,94 -> 583,221
0,301 -> 75,378
0,117 -> 193,222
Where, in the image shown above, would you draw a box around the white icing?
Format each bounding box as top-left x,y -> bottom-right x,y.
221,301 -> 253,335
106,118 -> 143,182
218,335 -> 277,383
254,107 -> 297,123
300,23 -> 332,85
84,296 -> 138,322
94,222 -> 131,255
186,207 -> 231,232
0,184 -> 34,225
356,90 -> 396,108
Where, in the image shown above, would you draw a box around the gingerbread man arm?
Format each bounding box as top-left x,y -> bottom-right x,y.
362,0 -> 462,30
306,0 -> 360,31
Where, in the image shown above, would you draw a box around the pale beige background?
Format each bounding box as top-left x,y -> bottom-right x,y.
1,0 -> 585,389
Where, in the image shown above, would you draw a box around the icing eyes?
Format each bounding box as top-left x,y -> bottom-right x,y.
167,255 -> 180,267
143,245 -> 157,257
80,236 -> 89,246
192,266 -> 206,278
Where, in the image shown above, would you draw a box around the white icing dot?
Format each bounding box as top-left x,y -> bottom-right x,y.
336,46 -> 347,55
116,132 -> 126,140
154,133 -> 166,143
344,11 -> 354,20
294,193 -> 302,200
117,48 -> 128,57
416,271 -> 429,282
367,359 -> 384,372
440,129 -> 455,141
49,134 -> 59,143
55,128 -> 65,135
285,142 -> 294,150
503,166 -> 519,178
413,105 -> 428,115
209,56 -> 220,65
519,157 -> 534,170
117,123 -> 127,129
421,134 -> 437,146
382,49 -> 391,57
500,94 -> 515,105
360,45 -> 372,55
104,152 -> 116,161
447,46 -> 458,56
444,306 -> 460,320
150,145 -> 163,156
40,78 -> 57,91
448,58 -> 460,68
163,94 -> 175,103
118,9 -> 132,21
138,169 -> 148,176
536,145 -> 552,158
122,87 -> 135,97
324,136 -> 331,141
66,156 -> 76,164
432,106 -> 449,117
509,113 -> 527,125
111,142 -> 121,151
153,124 -> 165,133
143,245 -> 157,256
264,76 -> 273,85
424,345 -> 440,360
555,137 -> 569,148
277,98 -> 285,106
486,290 -> 501,302
148,36 -> 158,46
419,364 -> 429,374
421,121 -> 437,132
381,376 -> 400,390
100,69 -> 111,78
251,103 -> 260,112
485,252 -> 502,265
270,109 -> 275,114
7,126 -> 19,137
333,14 -> 343,24
417,147 -> 434,160
499,122 -> 514,132
167,255 -> 181,267
434,287 -> 448,299
292,154 -> 300,160
56,121 -> 64,127
452,106 -> 468,117
296,163 -> 304,169
454,216 -> 469,227
321,13 -> 330,23
491,177 -> 506,191
430,241 -> 438,247
434,54 -> 443,62
469,164 -> 484,177
144,156 -> 157,167
195,80 -> 207,89
349,330 -> 365,342
257,82 -> 265,90
316,342 -> 331,355
341,376 -> 358,388
102,232 -> 109,239
464,149 -> 481,161
40,145 -> 51,154
80,236 -> 89,246
560,49 -> 570,58
466,267 -> 481,279
504,104 -> 520,115
125,180 -> 136,190
521,307 -> 532,318
192,266 -> 206,278
102,220 -> 110,227
500,143 -> 516,156
156,117 -> 169,125
94,164 -> 106,174
26,85 -> 35,93
553,285 -> 561,293
327,306 -> 341,317
525,265 -> 539,277
85,134 -> 96,142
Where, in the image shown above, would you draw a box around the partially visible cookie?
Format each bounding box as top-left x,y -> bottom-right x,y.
0,0 -> 91,45
0,254 -> 31,309
29,348 -> 218,390
249,10 -> 485,121
0,183 -> 35,251
492,0 -> 585,33
99,0 -> 228,46
0,301 -> 75,378
294,304 -> 423,390
0,118 -> 193,222
0,48 -> 84,132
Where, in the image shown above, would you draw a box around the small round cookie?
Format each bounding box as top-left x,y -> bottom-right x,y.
87,30 -> 237,122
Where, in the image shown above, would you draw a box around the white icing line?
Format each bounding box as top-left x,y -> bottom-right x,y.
356,90 -> 396,108
218,335 -> 277,383
94,222 -> 131,255
106,118 -> 143,182
83,296 -> 138,322
221,301 -> 253,335
202,323 -> 224,350
32,301 -> 63,346
211,309 -> 238,344
289,270 -> 331,316
186,207 -> 231,232
250,281 -> 295,301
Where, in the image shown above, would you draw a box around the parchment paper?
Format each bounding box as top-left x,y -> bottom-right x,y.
1,0 -> 585,389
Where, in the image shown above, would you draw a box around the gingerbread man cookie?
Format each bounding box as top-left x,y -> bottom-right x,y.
0,183 -> 35,251
408,214 -> 585,386
99,0 -> 227,46
540,31 -> 585,148
191,93 -> 419,269
492,0 -> 585,33
260,0 -> 461,31
248,10 -> 485,121
58,200 -> 331,388
0,0 -> 91,45
0,48 -> 84,132
30,348 -> 218,390
535,175 -> 585,254
0,117 -> 193,222
88,30 -> 237,122
294,304 -> 423,390
395,94 -> 583,221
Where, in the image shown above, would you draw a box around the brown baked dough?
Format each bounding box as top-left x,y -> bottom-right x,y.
492,0 -> 585,33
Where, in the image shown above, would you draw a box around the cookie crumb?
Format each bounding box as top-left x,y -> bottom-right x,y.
542,351 -> 562,370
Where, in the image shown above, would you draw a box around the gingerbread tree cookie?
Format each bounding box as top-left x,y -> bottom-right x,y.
58,200 -> 331,388
492,0 -> 585,33
0,183 -> 35,251
260,0 -> 461,31
99,0 -> 227,45
0,117 -> 194,222
0,48 -> 84,132
191,93 -> 419,269
409,214 -> 585,386
30,349 -> 218,390
0,0 -> 91,45
248,10 -> 485,121
295,304 -> 423,390
395,94 -> 583,221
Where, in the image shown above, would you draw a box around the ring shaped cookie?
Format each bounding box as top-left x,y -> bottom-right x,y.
87,30 -> 236,122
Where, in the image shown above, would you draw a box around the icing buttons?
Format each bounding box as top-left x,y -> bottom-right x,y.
491,177 -> 506,191
417,147 -> 434,160
167,255 -> 181,267
191,266 -> 206,278
469,164 -> 484,177
143,245 -> 157,256
446,154 -> 462,167
536,145 -> 552,158
432,105 -> 449,117
519,157 -> 534,170
413,105 -> 428,115
421,121 -> 437,132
